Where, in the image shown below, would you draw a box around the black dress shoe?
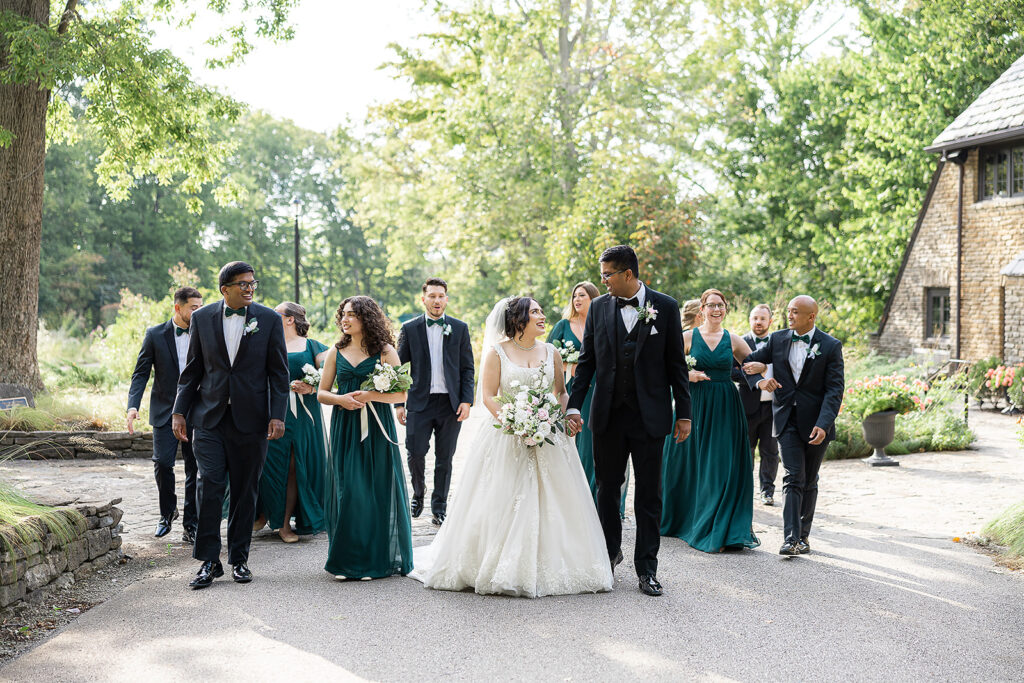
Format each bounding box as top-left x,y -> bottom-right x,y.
638,574 -> 663,596
182,527 -> 197,545
431,512 -> 446,526
796,539 -> 810,554
154,509 -> 179,538
232,563 -> 253,583
411,498 -> 424,518
189,560 -> 223,589
779,541 -> 800,556
610,550 -> 624,572
760,492 -> 774,506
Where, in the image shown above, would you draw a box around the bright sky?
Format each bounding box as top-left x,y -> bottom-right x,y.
155,0 -> 431,133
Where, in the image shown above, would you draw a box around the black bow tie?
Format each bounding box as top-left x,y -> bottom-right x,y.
617,297 -> 639,308
754,336 -> 768,344
175,326 -> 188,337
225,306 -> 246,318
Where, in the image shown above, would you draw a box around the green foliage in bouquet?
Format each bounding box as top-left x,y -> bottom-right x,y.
360,362 -> 414,393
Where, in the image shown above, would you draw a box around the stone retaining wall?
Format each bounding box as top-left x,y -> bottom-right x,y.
0,431 -> 153,460
0,499 -> 124,608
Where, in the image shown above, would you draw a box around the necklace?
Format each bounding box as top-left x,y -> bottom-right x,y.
511,337 -> 536,351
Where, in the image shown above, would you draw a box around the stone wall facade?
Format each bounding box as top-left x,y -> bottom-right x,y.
0,431 -> 153,460
875,148 -> 1024,361
1004,279 -> 1024,363
0,499 -> 123,608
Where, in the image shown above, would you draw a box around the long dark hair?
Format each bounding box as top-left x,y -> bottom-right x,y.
279,301 -> 310,337
335,296 -> 395,355
504,296 -> 535,339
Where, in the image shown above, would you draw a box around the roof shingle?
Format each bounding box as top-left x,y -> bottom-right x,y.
928,54 -> 1024,152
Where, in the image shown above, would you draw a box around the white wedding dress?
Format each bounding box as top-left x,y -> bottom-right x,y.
409,343 -> 613,597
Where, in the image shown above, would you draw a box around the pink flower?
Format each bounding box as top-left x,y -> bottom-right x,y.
537,408 -> 549,420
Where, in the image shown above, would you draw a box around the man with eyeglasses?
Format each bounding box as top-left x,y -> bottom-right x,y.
172,261 -> 289,589
566,245 -> 691,597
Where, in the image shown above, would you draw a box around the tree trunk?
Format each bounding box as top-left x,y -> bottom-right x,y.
0,0 -> 50,392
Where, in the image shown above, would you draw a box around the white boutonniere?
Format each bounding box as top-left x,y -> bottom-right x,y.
637,303 -> 658,325
685,354 -> 697,369
244,319 -> 259,336
806,343 -> 821,359
442,322 -> 452,336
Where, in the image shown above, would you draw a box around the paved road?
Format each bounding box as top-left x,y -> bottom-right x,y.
1,409 -> 1022,681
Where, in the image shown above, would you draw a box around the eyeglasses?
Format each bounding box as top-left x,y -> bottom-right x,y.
226,280 -> 259,291
704,303 -> 727,310
600,269 -> 625,282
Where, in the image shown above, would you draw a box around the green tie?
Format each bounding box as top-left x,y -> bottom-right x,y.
175,326 -> 187,337
792,334 -> 811,344
225,306 -> 246,317
426,317 -> 445,327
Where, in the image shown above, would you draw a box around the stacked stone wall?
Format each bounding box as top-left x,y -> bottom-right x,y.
0,431 -> 153,460
0,499 -> 123,608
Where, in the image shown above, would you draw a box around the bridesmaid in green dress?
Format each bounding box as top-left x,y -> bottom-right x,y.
317,296 -> 413,580
660,299 -> 703,536
253,302 -> 329,542
671,289 -> 761,552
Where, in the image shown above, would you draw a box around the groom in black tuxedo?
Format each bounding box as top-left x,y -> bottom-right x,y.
172,262 -> 289,588
743,295 -> 844,556
567,245 -> 691,597
396,278 -> 475,526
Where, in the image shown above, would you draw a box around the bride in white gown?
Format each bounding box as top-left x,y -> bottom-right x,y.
409,296 -> 613,597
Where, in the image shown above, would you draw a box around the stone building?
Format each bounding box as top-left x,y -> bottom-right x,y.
873,54 -> 1024,363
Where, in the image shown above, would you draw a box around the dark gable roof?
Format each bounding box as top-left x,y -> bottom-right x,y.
926,53 -> 1024,153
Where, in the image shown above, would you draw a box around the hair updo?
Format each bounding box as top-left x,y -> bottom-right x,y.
279,301 -> 310,337
504,297 -> 535,339
680,299 -> 701,331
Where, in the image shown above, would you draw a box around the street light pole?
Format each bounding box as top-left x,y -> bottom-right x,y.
292,198 -> 301,303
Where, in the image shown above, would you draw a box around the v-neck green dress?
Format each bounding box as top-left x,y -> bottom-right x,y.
323,351 -> 414,578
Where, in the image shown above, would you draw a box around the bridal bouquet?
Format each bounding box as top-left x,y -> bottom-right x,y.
494,369 -> 566,448
300,363 -> 322,387
360,362 -> 414,393
552,339 -> 580,365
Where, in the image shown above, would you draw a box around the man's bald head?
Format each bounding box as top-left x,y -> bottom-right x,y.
786,295 -> 818,333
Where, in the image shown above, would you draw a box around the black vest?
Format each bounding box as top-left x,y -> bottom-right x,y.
613,313 -> 640,410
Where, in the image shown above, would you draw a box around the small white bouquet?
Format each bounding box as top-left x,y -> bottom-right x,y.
360,362 -> 414,393
300,363 -> 322,387
686,355 -> 698,370
493,366 -> 566,448
552,339 -> 580,365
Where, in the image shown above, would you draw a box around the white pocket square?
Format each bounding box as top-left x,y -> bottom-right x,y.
649,326 -> 658,335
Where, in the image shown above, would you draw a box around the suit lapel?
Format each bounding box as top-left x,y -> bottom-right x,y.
162,321 -> 179,374
796,330 -> 819,388
776,331 -> 796,387
213,302 -> 231,367
634,292 -> 653,355
233,306 -> 256,367
417,316 -> 432,383
605,295 -> 618,351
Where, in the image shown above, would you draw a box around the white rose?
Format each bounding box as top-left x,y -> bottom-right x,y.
537,422 -> 551,436
373,375 -> 391,391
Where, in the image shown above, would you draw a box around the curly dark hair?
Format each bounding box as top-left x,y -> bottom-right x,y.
504,296 -> 536,339
335,296 -> 395,355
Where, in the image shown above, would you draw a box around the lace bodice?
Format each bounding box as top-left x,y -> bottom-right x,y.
494,343 -> 555,394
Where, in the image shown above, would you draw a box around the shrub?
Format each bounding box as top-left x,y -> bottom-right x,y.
967,356 -> 1003,403
841,374 -> 930,421
983,499 -> 1024,559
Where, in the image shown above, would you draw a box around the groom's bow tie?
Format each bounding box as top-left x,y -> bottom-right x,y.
175,326 -> 188,337
791,333 -> 811,344
617,296 -> 639,308
754,336 -> 769,344
426,317 -> 445,327
225,306 -> 246,317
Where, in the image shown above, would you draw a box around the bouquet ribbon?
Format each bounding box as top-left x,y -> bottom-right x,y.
291,389 -> 330,456
360,403 -> 400,446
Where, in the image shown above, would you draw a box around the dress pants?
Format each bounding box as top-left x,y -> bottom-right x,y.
747,401 -> 779,496
191,407 -> 269,565
152,422 -> 198,532
405,394 -> 461,515
777,419 -> 828,543
593,402 -> 663,577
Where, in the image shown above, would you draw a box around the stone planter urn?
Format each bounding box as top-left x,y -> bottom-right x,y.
861,410 -> 900,467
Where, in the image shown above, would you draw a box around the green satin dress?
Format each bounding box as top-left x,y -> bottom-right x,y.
661,328 -> 696,537
666,328 -> 759,552
257,338 -> 328,535
324,351 -> 413,578
548,318 -> 628,517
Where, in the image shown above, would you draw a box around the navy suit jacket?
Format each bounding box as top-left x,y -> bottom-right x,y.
172,301 -> 289,434
731,332 -> 768,417
396,314 -> 475,413
744,329 -> 845,440
127,320 -> 184,428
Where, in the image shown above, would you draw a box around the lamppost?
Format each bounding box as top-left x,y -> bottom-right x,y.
292,198 -> 301,303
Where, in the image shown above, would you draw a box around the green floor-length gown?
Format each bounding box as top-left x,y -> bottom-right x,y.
257,338 -> 328,535
661,329 -> 696,537
324,351 -> 413,578
548,319 -> 629,517
666,328 -> 759,552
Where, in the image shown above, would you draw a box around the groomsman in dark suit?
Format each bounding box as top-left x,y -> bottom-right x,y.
396,278 -> 475,526
743,296 -> 844,556
731,304 -> 780,506
172,262 -> 289,588
127,287 -> 203,542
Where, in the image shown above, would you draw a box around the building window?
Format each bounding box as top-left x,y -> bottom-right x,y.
980,144 -> 1024,199
926,288 -> 950,338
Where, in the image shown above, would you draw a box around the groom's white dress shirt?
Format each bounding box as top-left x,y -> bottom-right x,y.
174,324 -> 190,375
223,306 -> 246,366
788,327 -> 817,384
426,315 -> 449,394
618,284 -> 646,334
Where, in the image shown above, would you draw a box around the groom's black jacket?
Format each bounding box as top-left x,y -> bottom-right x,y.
395,314 -> 475,413
568,288 -> 691,438
172,301 -> 289,434
744,329 -> 844,440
